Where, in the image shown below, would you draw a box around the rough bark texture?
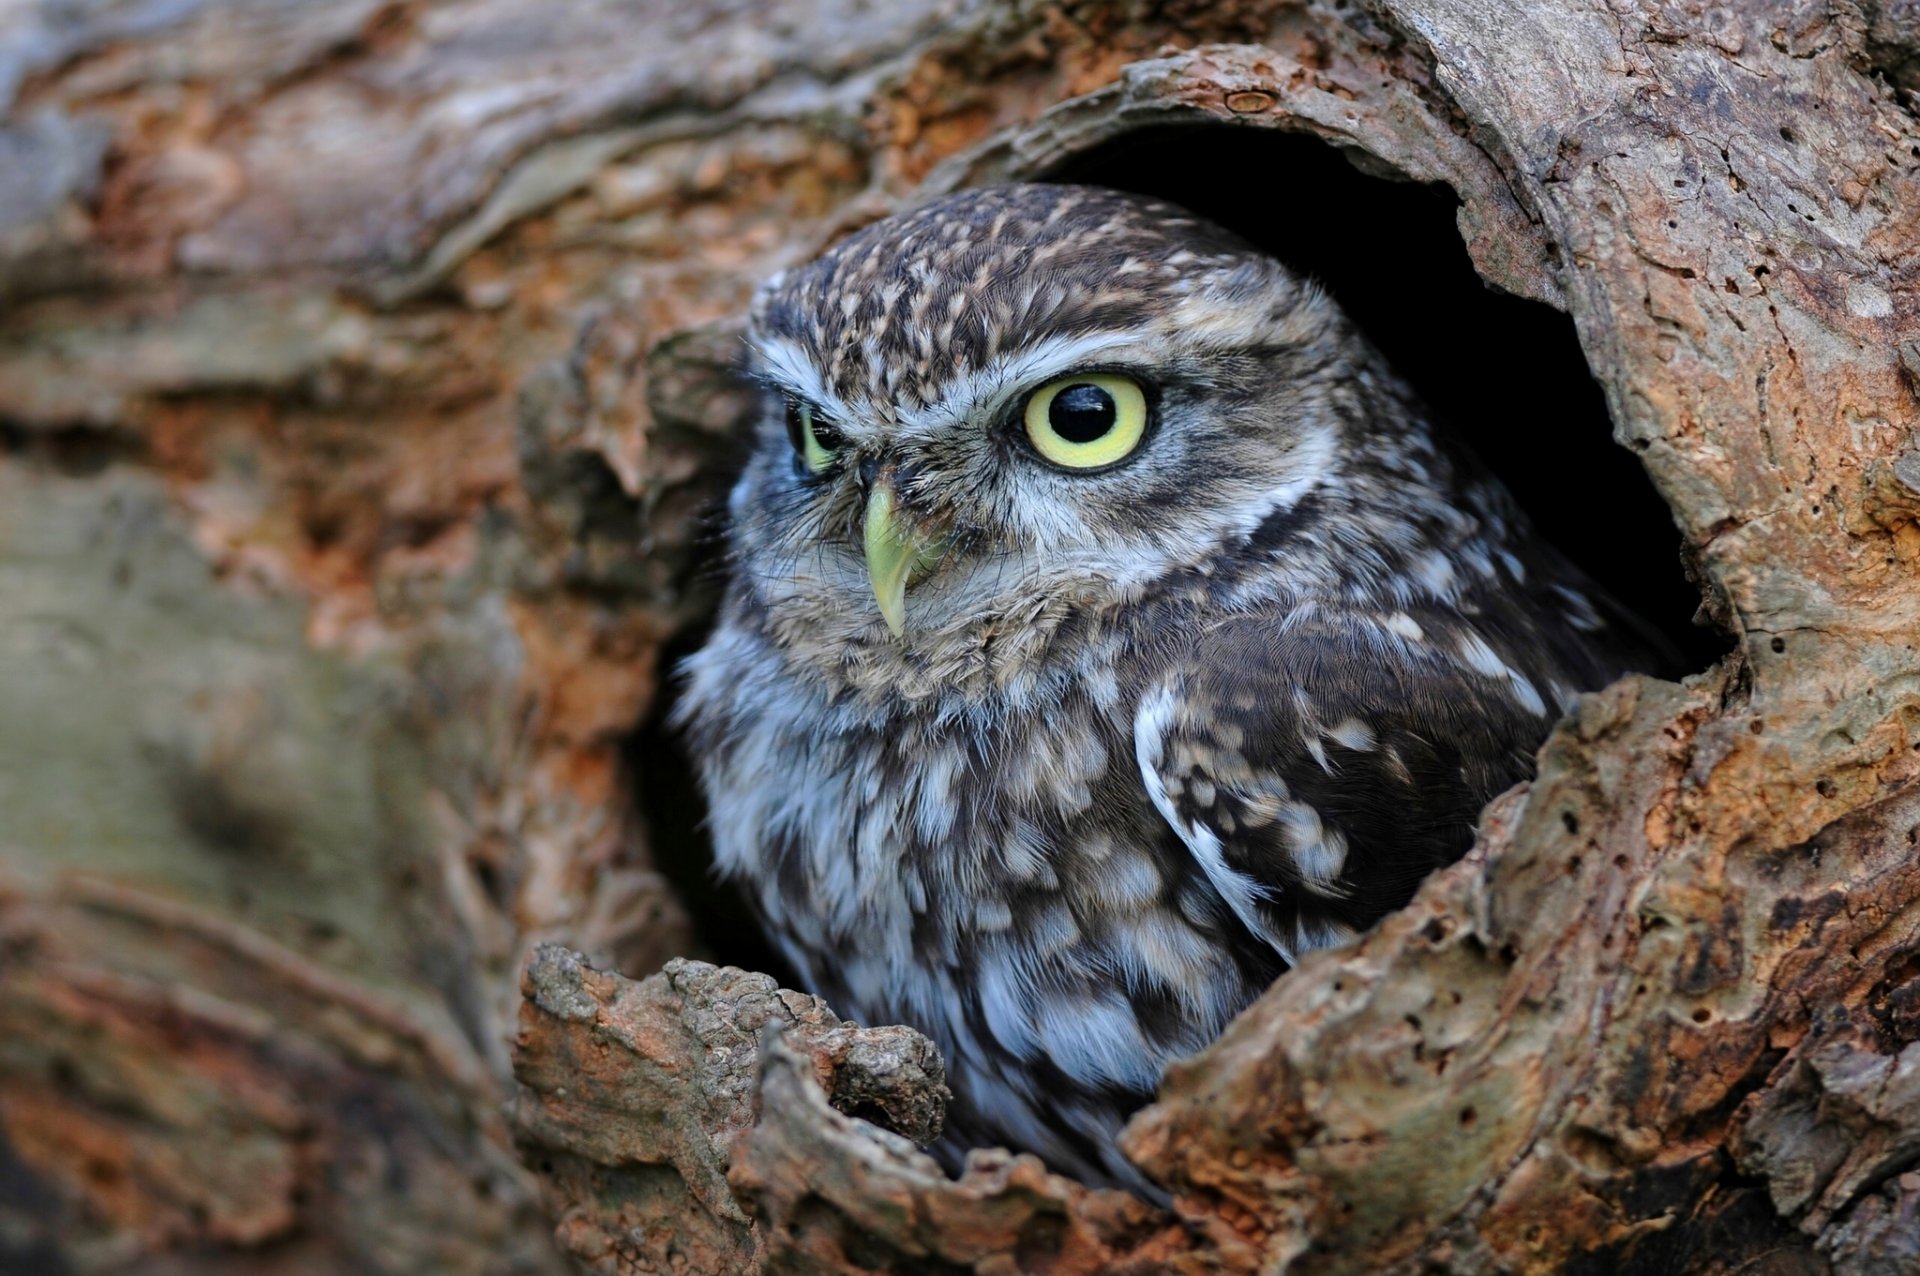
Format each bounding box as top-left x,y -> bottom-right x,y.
3,0 -> 1918,1273
509,945 -> 1209,1275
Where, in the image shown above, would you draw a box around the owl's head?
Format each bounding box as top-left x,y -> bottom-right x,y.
732,184 -> 1367,661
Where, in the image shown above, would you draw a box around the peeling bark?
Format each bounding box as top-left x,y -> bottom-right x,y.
3,0 -> 1918,1272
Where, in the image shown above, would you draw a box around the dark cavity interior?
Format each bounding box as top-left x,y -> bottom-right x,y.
633,624 -> 797,981
1045,124 -> 1724,670
633,123 -> 1727,976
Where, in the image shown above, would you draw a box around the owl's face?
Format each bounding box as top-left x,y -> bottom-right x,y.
732,184 -> 1354,657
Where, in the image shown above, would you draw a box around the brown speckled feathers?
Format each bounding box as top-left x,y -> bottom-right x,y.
679,184 -> 1659,1194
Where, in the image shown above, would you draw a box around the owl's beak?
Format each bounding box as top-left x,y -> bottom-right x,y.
863,481 -> 944,637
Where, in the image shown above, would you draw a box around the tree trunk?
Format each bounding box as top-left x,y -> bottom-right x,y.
3,1 -> 1917,1273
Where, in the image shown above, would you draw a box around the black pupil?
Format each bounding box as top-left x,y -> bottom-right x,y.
1048,384 -> 1117,444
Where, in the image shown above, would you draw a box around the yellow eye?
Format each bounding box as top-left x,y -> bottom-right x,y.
1022,374 -> 1148,470
785,399 -> 839,473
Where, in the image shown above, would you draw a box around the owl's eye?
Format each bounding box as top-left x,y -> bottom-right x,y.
1021,374 -> 1149,470
784,399 -> 840,473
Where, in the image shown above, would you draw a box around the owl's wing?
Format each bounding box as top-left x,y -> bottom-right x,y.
1133,607 -> 1592,962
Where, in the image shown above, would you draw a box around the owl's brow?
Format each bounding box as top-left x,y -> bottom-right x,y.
749,328 -> 1158,439
907,329 -> 1148,424
748,335 -> 841,418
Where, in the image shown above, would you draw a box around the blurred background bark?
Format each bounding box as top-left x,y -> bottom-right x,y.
1,1 -> 1917,1273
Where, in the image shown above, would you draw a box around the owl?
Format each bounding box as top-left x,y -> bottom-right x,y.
677,184 -> 1658,1195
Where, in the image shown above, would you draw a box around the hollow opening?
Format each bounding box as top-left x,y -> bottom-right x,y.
631,622 -> 797,980
1043,123 -> 1724,670
630,120 -> 1729,974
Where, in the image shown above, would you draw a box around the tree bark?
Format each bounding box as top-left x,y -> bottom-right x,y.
2,1 -> 1917,1273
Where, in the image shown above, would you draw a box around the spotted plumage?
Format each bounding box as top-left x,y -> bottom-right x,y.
677,184 -> 1659,1194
